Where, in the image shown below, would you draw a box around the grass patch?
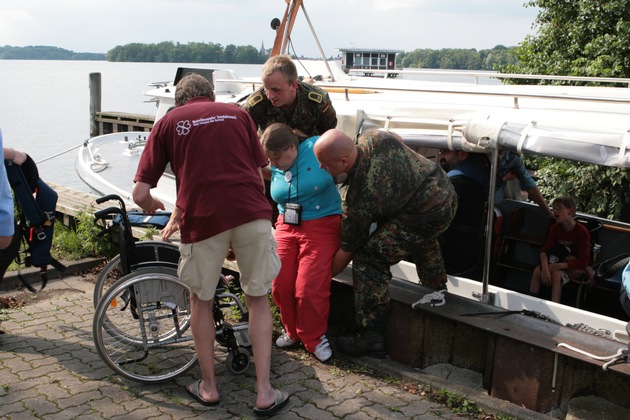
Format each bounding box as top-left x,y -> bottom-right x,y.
53,206 -> 117,260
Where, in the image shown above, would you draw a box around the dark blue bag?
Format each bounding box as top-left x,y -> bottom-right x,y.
1,155 -> 65,291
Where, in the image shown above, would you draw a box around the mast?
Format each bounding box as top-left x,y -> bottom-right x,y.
270,0 -> 302,57
269,0 -> 336,81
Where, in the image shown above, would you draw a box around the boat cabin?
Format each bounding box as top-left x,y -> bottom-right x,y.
339,48 -> 403,77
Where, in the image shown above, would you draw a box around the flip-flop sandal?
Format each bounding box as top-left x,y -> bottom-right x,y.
253,388 -> 290,416
186,379 -> 220,407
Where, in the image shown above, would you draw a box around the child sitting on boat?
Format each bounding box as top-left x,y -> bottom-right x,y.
528,196 -> 591,303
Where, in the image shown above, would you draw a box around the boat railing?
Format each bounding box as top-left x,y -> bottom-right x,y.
316,82 -> 630,109
215,75 -> 630,109
349,68 -> 630,88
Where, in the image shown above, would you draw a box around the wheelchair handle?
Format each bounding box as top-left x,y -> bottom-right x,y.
95,194 -> 127,214
94,206 -> 124,221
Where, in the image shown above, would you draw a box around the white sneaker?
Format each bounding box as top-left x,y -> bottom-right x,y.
313,335 -> 332,362
275,331 -> 297,348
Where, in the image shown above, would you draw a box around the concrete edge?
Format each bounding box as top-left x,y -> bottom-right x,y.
0,258 -> 104,292
355,356 -> 551,419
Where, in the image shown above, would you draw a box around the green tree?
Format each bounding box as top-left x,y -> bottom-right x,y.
233,45 -> 263,64
501,1 -> 630,221
481,45 -> 519,70
223,44 -> 237,63
104,42 -> 266,63
0,45 -> 105,60
500,0 -> 630,82
528,156 -> 630,221
398,46 -> 516,70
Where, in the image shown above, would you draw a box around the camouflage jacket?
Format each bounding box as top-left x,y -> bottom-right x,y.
242,81 -> 337,136
340,130 -> 456,252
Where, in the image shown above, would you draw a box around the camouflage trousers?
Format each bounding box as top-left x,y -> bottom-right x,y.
352,204 -> 456,330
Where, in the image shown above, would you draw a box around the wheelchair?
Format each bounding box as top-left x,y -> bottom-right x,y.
91,195 -> 251,383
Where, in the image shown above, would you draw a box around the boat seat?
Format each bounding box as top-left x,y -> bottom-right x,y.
568,216 -> 604,308
493,205 -> 551,289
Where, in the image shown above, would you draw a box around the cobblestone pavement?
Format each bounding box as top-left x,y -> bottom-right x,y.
0,265 -> 541,419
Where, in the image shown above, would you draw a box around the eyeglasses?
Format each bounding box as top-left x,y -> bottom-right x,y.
552,205 -> 566,211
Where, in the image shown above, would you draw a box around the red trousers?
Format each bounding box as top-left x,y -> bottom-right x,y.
272,214 -> 341,352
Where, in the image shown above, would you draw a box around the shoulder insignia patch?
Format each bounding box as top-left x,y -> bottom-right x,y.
248,93 -> 264,107
307,91 -> 323,104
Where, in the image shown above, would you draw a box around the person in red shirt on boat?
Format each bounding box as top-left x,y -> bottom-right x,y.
133,73 -> 289,416
528,196 -> 591,303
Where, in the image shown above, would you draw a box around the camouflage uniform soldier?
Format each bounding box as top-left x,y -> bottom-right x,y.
242,55 -> 337,136
314,129 -> 457,358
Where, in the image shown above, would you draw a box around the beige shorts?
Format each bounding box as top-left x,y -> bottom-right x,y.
177,219 -> 280,300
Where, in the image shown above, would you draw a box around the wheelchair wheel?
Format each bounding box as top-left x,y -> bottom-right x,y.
94,241 -> 180,307
92,268 -> 197,383
226,348 -> 251,375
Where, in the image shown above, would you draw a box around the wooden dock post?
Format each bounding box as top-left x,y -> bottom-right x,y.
87,71 -> 154,136
89,73 -> 102,138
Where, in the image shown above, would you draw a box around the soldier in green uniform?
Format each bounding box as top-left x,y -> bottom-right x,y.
314,129 -> 457,358
242,55 -> 337,136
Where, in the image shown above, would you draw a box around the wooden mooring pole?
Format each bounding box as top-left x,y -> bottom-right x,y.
89,73 -> 101,138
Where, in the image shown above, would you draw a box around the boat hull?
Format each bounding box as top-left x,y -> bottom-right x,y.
76,131 -> 176,210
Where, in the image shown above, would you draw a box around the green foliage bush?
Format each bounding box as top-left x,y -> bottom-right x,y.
526,155 -> 630,221
53,207 -> 117,260
499,0 -> 630,82
501,1 -> 630,219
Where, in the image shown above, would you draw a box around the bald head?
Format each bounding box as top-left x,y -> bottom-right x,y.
315,129 -> 354,160
314,129 -> 357,182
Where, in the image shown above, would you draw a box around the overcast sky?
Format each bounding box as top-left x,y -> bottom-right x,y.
0,1 -> 539,58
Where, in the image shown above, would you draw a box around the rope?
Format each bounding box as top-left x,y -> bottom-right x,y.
36,140 -> 88,165
566,322 -> 612,339
557,342 -> 628,370
411,290 -> 446,308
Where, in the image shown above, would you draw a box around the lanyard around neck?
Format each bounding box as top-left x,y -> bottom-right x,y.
285,150 -> 299,204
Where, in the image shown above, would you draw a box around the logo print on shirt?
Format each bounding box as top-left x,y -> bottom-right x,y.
176,120 -> 191,136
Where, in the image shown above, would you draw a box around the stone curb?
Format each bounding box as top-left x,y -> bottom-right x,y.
0,257 -> 104,292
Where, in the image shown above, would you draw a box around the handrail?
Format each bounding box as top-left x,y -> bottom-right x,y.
348,68 -> 630,88
213,77 -> 630,107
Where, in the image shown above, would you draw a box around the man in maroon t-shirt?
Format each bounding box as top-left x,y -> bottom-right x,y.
133,74 -> 289,415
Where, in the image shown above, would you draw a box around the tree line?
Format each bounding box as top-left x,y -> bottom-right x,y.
0,46 -> 105,60
106,41 -> 267,64
0,43 -> 519,70
398,45 -> 518,70
106,42 -> 519,69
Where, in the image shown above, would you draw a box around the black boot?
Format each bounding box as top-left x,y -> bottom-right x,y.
336,328 -> 387,358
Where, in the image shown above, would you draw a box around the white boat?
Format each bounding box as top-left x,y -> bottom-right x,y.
76,1 -> 630,413
74,0 -> 630,341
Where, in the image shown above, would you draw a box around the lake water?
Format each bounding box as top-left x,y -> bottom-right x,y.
0,60 -> 264,191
